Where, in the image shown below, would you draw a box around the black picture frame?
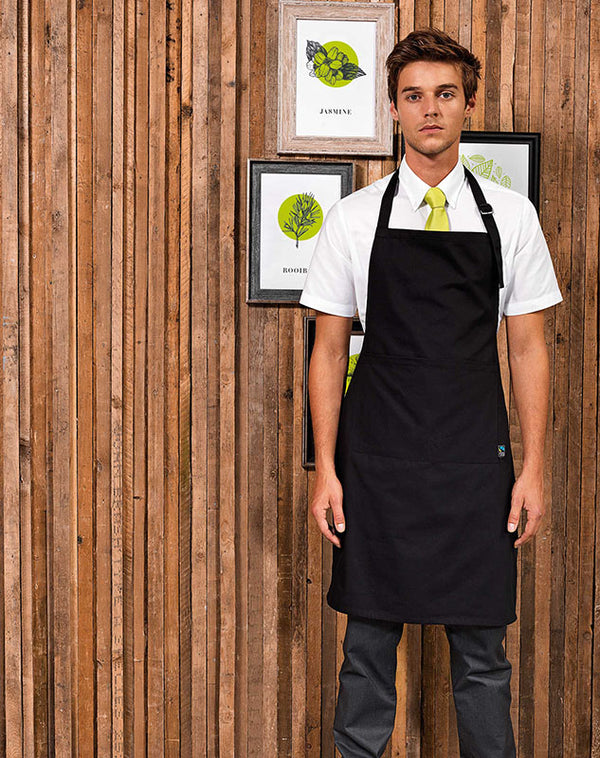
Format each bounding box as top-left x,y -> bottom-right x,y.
401,131 -> 541,210
247,160 -> 354,303
302,315 -> 364,470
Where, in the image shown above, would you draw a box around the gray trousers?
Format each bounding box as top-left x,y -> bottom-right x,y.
333,615 -> 516,758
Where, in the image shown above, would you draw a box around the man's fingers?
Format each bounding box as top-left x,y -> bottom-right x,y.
507,491 -> 523,534
513,509 -> 544,548
322,516 -> 342,547
330,496 -> 345,533
311,502 -> 341,548
513,520 -> 534,548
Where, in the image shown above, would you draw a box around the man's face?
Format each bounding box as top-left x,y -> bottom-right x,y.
390,61 -> 475,159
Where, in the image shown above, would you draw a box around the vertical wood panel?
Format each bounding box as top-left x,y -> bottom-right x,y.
49,0 -> 74,752
17,0 -> 35,752
165,0 -> 182,754
93,0 -> 114,753
75,0 -> 95,752
147,0 -> 167,750
1,0 -> 598,755
190,0 -> 210,749
111,0 -> 126,751
179,0 -> 194,755
2,0 -> 23,754
122,0 -> 138,754
133,0 -> 150,751
28,0 -> 51,752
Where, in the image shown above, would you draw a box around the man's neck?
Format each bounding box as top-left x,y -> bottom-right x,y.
404,147 -> 460,188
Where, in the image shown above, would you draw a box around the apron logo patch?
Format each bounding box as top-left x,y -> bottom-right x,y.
497,444 -> 506,458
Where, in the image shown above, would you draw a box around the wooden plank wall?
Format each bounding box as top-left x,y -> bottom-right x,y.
0,0 -> 598,755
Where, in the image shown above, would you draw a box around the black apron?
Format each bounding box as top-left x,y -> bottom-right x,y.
329,166 -> 518,626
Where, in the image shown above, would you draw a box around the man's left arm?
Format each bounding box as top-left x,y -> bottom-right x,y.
505,310 -> 550,548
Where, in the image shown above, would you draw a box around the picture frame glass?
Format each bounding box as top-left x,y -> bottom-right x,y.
259,170 -> 342,292
295,19 -> 377,138
459,141 -> 530,197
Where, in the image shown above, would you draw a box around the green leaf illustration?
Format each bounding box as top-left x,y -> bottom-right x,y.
282,192 -> 322,248
305,39 -> 365,88
306,40 -> 327,63
340,62 -> 366,81
471,158 -> 493,179
462,153 -> 513,190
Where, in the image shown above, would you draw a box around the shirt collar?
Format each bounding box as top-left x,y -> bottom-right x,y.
398,155 -> 467,211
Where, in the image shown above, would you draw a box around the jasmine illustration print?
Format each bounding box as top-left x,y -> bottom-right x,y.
306,40 -> 365,88
295,19 -> 376,138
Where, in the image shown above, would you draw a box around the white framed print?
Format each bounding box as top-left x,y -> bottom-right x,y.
278,0 -> 394,156
459,132 -> 541,210
247,160 -> 354,303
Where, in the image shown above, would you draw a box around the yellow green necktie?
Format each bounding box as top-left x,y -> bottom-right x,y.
424,187 -> 449,231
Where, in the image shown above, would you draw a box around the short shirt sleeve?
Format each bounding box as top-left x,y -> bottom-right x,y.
502,199 -> 563,316
299,200 -> 357,317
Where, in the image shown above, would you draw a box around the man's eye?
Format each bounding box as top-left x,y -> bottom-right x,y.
440,91 -> 454,99
407,94 -> 420,101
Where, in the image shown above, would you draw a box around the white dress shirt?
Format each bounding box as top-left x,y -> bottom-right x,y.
299,156 -> 563,330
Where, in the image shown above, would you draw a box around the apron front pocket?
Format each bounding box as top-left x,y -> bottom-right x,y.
350,354 -> 500,464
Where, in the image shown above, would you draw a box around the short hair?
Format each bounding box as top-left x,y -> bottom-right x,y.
386,28 -> 482,105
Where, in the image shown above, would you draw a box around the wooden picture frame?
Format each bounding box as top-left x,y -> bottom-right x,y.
302,315 -> 364,469
278,0 -> 394,156
247,159 -> 354,303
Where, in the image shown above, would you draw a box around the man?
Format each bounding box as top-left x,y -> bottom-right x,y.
299,28 -> 562,758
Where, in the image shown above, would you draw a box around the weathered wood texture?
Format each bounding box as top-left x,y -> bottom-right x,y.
0,0 -> 597,755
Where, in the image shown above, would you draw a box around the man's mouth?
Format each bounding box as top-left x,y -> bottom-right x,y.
420,124 -> 443,132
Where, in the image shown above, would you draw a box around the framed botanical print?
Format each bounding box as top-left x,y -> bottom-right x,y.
278,0 -> 394,155
458,132 -> 541,210
247,160 -> 354,303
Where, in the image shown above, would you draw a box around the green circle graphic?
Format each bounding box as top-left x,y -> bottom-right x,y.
278,193 -> 323,246
313,40 -> 359,88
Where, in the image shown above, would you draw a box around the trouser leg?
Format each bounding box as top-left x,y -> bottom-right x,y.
445,624 -> 516,758
333,615 -> 404,758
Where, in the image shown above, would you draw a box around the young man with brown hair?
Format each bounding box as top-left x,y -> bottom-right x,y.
300,28 -> 562,758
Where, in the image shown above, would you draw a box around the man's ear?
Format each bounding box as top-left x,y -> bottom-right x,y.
464,93 -> 476,118
390,100 -> 399,121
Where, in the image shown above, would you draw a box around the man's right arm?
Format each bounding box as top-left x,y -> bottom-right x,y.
308,312 -> 353,548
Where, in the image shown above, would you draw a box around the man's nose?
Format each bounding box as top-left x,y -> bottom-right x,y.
423,96 -> 439,117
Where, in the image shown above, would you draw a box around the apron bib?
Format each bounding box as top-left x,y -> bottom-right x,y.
329,167 -> 518,626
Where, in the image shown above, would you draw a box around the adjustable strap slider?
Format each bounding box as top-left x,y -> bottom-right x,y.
479,203 -> 494,215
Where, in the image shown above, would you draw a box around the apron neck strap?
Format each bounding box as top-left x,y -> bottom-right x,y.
376,164 -> 505,289
463,166 -> 504,288
375,167 -> 400,233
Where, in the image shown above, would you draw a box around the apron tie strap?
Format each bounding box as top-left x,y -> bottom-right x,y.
463,167 -> 504,288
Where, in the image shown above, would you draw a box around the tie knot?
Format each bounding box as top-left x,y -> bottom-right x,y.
424,187 -> 446,210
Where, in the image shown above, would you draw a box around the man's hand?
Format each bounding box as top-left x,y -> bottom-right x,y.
310,470 -> 346,548
307,312 -> 353,549
505,310 -> 550,549
508,470 -> 545,548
